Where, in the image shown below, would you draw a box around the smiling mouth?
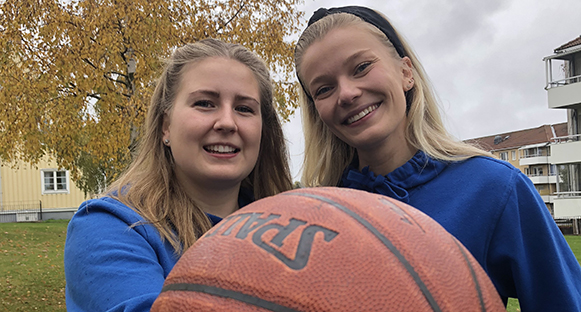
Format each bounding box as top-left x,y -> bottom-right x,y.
345,104 -> 379,125
204,145 -> 240,154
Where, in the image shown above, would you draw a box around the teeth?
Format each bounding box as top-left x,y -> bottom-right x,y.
206,145 -> 237,153
346,105 -> 378,125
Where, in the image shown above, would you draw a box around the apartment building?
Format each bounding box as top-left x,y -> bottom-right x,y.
466,123 -> 567,216
543,35 -> 581,218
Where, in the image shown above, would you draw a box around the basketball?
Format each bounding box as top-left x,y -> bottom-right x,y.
152,187 -> 504,311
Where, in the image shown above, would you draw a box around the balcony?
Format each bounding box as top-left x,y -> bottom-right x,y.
546,77 -> 581,109
553,192 -> 581,218
519,154 -> 549,166
527,174 -> 557,184
549,135 -> 581,165
519,143 -> 550,166
544,46 -> 581,110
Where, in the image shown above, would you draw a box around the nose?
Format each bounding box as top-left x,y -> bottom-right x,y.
337,77 -> 361,106
213,106 -> 238,133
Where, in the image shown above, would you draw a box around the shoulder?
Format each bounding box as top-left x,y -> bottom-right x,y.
444,156 -> 524,186
68,196 -> 161,244
452,156 -> 519,175
66,196 -> 175,266
433,156 -> 539,217
74,196 -> 145,226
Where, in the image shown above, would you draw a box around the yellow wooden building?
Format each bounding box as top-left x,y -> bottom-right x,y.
0,157 -> 88,222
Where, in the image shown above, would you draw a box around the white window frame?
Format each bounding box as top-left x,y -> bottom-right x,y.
499,152 -> 509,161
529,166 -> 545,177
41,169 -> 70,194
511,150 -> 516,160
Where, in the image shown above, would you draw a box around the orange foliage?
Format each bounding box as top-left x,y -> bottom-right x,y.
0,0 -> 303,195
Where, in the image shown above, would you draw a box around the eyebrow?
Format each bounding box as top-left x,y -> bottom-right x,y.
188,89 -> 260,105
308,49 -> 372,88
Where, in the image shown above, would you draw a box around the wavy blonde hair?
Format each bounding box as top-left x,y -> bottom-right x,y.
108,39 -> 292,254
295,12 -> 490,187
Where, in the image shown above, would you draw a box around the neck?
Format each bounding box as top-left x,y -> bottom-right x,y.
357,139 -> 417,176
176,174 -> 241,218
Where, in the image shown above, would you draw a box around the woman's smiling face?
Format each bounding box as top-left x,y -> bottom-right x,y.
300,25 -> 413,156
162,57 -> 262,191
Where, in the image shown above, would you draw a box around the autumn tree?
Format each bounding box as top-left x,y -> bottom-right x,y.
0,0 -> 303,195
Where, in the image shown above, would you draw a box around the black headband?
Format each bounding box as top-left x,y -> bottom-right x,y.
307,6 -> 406,58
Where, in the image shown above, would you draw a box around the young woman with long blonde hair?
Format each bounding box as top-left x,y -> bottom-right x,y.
65,38 -> 292,311
295,6 -> 581,311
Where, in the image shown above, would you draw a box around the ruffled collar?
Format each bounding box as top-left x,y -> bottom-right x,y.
340,150 -> 448,203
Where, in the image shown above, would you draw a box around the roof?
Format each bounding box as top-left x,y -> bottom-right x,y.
464,123 -> 568,152
555,35 -> 581,53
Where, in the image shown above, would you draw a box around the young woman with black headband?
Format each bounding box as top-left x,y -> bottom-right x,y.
294,5 -> 581,311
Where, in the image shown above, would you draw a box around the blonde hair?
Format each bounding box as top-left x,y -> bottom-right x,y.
295,13 -> 490,187
108,39 -> 292,254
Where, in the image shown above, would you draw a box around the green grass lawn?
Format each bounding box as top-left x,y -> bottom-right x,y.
566,235 -> 581,264
0,220 -> 580,312
0,220 -> 68,312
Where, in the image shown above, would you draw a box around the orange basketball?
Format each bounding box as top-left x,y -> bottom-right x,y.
152,187 -> 504,312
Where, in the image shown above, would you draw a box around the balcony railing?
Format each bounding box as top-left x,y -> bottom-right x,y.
546,75 -> 581,90
521,153 -> 547,158
554,191 -> 581,198
527,173 -> 555,177
551,134 -> 581,144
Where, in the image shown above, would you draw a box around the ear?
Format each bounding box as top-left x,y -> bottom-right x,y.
401,57 -> 414,91
162,113 -> 170,141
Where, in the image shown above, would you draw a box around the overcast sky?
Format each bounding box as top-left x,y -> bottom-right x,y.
282,0 -> 581,180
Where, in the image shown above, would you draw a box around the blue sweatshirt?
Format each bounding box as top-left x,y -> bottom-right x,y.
341,151 -> 581,311
64,195 -> 239,312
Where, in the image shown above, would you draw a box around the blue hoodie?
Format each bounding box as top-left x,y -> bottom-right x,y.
341,151 -> 581,311
64,191 -> 251,312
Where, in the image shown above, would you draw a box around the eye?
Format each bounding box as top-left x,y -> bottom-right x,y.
236,105 -> 255,114
355,61 -> 372,75
193,100 -> 214,108
314,86 -> 333,98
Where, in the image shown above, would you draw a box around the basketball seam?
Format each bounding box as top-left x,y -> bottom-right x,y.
287,192 -> 442,312
160,283 -> 300,312
453,239 -> 487,312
